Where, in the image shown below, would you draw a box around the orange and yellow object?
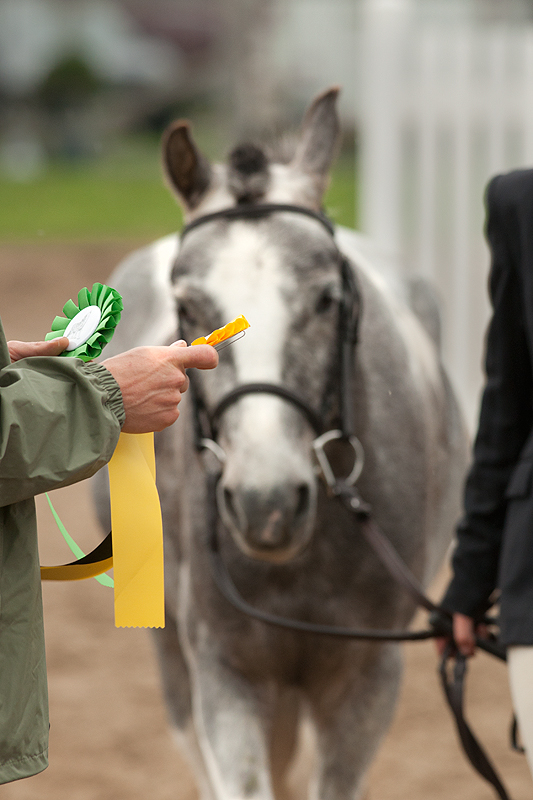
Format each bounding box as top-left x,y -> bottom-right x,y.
191,315 -> 250,348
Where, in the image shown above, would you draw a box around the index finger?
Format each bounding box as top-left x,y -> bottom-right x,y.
453,613 -> 476,657
169,343 -> 219,371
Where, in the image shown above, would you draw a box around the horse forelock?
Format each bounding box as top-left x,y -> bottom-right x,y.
224,139 -> 318,208
227,144 -> 270,204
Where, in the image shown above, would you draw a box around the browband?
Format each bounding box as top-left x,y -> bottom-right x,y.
180,203 -> 336,241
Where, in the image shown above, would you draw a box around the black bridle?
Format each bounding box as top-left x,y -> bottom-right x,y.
179,202 -> 512,799
180,202 -> 361,442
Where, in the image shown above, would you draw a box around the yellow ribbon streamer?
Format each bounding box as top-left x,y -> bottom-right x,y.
40,432 -> 165,629
108,432 -> 165,628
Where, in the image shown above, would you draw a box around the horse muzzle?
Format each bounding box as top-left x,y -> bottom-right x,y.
214,462 -> 317,563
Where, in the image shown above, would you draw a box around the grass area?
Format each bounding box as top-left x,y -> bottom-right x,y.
0,137 -> 357,241
325,151 -> 358,230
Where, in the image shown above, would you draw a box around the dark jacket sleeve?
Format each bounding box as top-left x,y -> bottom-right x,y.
442,172 -> 533,618
0,356 -> 125,507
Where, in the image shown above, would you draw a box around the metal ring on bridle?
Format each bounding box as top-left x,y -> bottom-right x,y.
200,438 -> 227,464
312,429 -> 365,488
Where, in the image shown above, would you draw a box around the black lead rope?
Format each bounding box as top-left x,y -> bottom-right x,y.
440,645 -> 511,800
205,475 -> 437,641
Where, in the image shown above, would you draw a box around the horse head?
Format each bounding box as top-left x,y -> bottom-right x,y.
164,88 -> 349,564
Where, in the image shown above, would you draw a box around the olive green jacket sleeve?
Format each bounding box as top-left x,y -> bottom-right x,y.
0,347 -> 125,507
0,320 -> 126,785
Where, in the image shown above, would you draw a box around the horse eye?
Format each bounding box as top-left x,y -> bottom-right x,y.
315,288 -> 335,314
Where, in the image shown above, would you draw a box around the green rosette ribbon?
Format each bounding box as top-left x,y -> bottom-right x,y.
45,283 -> 123,362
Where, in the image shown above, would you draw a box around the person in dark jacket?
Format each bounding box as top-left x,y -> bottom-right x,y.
441,168 -> 533,775
0,324 -> 218,784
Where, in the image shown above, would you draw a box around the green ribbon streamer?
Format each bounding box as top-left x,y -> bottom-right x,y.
45,282 -> 123,362
43,283 -> 122,587
45,493 -> 114,588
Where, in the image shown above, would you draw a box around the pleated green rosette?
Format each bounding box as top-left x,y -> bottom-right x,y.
46,283 -> 123,362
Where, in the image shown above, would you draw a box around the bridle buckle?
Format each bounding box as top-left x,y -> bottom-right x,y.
312,429 -> 364,490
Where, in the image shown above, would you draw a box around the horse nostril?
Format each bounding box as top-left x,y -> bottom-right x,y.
294,484 -> 310,521
217,482 -> 250,538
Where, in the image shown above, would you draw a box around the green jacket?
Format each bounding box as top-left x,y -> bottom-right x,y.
0,319 -> 125,784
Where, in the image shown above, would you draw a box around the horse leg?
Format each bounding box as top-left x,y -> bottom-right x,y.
306,644 -> 403,800
151,611 -> 219,800
186,644 -> 277,800
269,687 -> 306,800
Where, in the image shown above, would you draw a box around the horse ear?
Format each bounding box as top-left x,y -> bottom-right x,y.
292,86 -> 341,183
162,121 -> 212,210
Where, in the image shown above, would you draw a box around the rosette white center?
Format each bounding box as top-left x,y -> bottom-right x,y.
65,305 -> 102,351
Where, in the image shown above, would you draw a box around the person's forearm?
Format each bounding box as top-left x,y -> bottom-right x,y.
0,358 -> 124,506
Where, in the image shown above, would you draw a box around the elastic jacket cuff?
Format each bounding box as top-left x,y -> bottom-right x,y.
79,362 -> 126,428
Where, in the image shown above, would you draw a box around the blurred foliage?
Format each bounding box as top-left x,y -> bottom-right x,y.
36,55 -> 105,111
325,151 -> 358,231
0,136 -> 357,242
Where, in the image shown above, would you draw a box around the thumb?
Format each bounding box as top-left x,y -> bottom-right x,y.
8,337 -> 70,362
453,613 -> 476,657
170,343 -> 219,370
44,337 -> 70,355
170,340 -> 187,348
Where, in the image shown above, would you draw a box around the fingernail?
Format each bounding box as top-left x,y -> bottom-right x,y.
170,339 -> 187,347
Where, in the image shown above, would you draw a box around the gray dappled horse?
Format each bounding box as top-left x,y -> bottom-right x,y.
95,88 -> 469,800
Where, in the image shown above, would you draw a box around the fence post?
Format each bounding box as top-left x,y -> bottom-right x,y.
358,0 -> 414,255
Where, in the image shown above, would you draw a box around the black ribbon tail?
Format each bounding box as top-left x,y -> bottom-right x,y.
63,531 -> 113,566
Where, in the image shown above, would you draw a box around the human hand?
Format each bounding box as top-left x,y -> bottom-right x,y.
102,340 -> 218,433
8,337 -> 70,362
435,612 -> 488,658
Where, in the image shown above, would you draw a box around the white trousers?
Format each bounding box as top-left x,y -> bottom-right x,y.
507,646 -> 533,777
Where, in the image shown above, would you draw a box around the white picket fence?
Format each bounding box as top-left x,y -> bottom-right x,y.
357,0 -> 533,426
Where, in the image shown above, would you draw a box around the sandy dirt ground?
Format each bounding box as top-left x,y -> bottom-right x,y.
1,242 -> 532,800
